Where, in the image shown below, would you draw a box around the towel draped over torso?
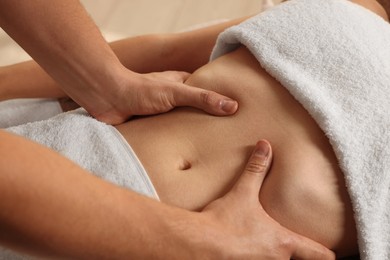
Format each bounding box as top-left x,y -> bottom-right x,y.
211,0 -> 390,259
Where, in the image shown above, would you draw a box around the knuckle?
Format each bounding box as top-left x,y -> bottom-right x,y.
200,90 -> 215,105
275,232 -> 296,254
276,234 -> 295,252
164,92 -> 177,109
258,234 -> 296,259
163,86 -> 177,103
146,86 -> 175,112
245,160 -> 267,174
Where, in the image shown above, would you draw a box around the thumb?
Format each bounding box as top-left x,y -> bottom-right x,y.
171,83 -> 238,116
290,232 -> 336,260
230,140 -> 272,201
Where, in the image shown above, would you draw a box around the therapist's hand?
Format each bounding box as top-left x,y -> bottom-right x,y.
92,69 -> 238,125
0,0 -> 238,126
197,140 -> 335,259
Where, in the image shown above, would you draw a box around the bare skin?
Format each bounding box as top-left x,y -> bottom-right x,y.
0,130 -> 335,259
116,46 -> 358,257
354,0 -> 389,19
118,2 -> 389,257
0,13 -> 335,260
0,16 -> 250,101
377,0 -> 390,18
0,0 -> 238,124
0,0 -> 387,258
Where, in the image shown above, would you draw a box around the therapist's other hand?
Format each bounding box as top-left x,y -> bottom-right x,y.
92,69 -> 238,125
199,140 -> 335,259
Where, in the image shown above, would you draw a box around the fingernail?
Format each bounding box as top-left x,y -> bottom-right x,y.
220,99 -> 238,113
255,140 -> 270,157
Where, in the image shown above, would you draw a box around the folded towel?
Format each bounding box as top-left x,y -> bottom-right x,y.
6,108 -> 158,199
211,0 -> 390,259
0,98 -> 62,128
3,110 -> 159,259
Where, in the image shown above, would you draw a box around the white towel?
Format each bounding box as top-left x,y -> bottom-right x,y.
0,98 -> 62,128
5,108 -> 158,199
211,0 -> 390,259
3,111 -> 159,259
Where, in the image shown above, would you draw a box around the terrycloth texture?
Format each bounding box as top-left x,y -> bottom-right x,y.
0,249 -> 39,260
6,108 -> 159,199
211,0 -> 390,259
2,109 -> 159,258
0,98 -> 63,128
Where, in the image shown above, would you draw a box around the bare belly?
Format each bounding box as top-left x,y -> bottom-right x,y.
115,47 -> 357,256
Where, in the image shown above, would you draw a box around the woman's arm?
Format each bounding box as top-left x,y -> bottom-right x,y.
0,17 -> 249,102
0,0 -> 245,123
0,61 -> 66,101
110,16 -> 250,73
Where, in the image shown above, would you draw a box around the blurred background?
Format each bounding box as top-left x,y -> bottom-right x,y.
0,0 -> 281,66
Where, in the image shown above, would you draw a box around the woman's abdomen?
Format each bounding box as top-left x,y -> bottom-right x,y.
116,47 -> 357,256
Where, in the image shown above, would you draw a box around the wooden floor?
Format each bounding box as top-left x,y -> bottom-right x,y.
0,0 -> 280,65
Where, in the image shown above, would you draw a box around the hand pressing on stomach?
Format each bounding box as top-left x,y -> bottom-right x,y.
196,140 -> 335,259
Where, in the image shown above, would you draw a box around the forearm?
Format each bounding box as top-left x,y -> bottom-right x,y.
0,0 -> 124,115
0,16 -> 250,101
0,130 -> 203,259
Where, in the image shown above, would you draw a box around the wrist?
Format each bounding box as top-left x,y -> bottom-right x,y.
62,55 -> 127,119
159,210 -> 229,259
108,193 -> 198,259
132,201 -> 215,259
84,63 -> 136,123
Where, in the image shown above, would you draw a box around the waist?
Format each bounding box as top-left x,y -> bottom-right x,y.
115,47 -> 356,255
115,47 -> 340,209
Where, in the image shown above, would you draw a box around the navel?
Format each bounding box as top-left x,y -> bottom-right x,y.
178,159 -> 192,171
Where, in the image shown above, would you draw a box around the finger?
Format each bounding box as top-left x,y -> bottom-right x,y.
291,233 -> 336,260
171,84 -> 238,115
230,140 -> 272,201
155,71 -> 191,83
